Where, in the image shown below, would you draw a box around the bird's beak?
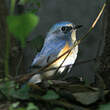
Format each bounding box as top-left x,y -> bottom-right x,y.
73,25 -> 83,30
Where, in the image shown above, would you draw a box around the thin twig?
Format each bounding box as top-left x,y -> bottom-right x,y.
16,55 -> 23,76
42,57 -> 99,72
4,31 -> 10,77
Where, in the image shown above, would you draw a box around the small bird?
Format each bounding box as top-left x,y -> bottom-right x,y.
29,21 -> 81,84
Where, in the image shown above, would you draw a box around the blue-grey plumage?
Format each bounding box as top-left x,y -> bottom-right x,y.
29,21 -> 79,84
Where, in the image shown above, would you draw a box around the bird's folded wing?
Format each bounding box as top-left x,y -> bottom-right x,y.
31,40 -> 66,68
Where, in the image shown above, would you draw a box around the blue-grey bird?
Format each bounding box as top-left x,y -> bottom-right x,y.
29,21 -> 81,84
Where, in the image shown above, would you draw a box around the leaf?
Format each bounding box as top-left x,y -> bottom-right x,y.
11,102 -> 20,108
99,103 -> 110,110
0,81 -> 31,100
42,90 -> 59,100
11,84 -> 30,100
73,92 -> 99,105
7,13 -> 39,47
26,103 -> 39,110
0,81 -> 15,98
9,102 -> 39,110
72,90 -> 109,105
9,102 -> 25,110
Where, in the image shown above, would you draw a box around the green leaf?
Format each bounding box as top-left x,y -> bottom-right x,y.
42,90 -> 59,100
7,13 -> 39,47
0,81 -> 15,98
9,102 -> 25,110
99,103 -> 110,110
0,81 -> 30,100
26,103 -> 39,110
11,84 -> 30,100
9,102 -> 20,110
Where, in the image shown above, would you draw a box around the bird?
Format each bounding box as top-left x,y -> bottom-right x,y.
29,21 -> 82,84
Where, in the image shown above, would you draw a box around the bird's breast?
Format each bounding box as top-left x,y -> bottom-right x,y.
58,42 -> 72,59
52,42 -> 78,70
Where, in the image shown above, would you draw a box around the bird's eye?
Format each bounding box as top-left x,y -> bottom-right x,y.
61,26 -> 66,32
61,26 -> 73,33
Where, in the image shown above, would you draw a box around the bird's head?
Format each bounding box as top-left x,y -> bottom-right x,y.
47,21 -> 82,40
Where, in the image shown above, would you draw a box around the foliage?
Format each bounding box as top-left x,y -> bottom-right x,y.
9,102 -> 39,110
99,103 -> 110,110
7,13 -> 39,47
4,0 -> 40,77
0,79 -> 110,110
0,80 -> 30,100
42,90 -> 60,100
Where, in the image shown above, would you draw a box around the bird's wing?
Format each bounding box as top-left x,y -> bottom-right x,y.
31,40 -> 66,68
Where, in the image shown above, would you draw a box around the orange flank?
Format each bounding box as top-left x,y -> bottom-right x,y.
58,42 -> 71,56
52,42 -> 72,66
